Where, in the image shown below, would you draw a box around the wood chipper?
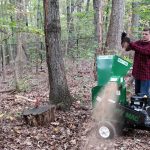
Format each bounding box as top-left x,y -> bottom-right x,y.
92,55 -> 150,139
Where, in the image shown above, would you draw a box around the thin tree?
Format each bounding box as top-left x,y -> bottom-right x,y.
66,0 -> 75,57
35,0 -> 41,73
93,0 -> 103,54
93,0 -> 103,80
131,2 -> 139,39
43,0 -> 72,109
86,0 -> 90,12
1,44 -> 6,81
77,0 -> 84,12
15,0 -> 27,90
104,0 -> 111,37
0,0 -> 6,82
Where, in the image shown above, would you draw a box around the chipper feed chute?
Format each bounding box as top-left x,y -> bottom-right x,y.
92,55 -> 132,106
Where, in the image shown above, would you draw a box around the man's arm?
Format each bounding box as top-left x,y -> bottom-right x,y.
129,42 -> 150,55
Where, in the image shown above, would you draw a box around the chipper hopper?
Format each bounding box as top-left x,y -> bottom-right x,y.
92,55 -> 150,139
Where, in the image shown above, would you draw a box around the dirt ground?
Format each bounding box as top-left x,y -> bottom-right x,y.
1,59 -> 150,150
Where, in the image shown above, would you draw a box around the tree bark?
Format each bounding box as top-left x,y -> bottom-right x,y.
0,1 -> 6,81
86,0 -> 90,12
93,0 -> 103,53
131,2 -> 139,38
106,0 -> 125,51
21,0 -> 29,63
4,39 -> 10,65
43,0 -> 72,109
93,0 -> 103,81
104,0 -> 111,37
1,44 -> 6,82
15,0 -> 27,90
35,0 -> 41,74
66,0 -> 75,57
77,0 -> 84,12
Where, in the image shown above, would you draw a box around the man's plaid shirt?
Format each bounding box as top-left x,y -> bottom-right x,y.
129,40 -> 150,80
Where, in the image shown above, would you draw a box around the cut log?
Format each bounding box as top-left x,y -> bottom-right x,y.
22,105 -> 55,126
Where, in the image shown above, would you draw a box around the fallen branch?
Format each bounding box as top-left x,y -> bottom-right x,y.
0,89 -> 15,94
15,95 -> 36,102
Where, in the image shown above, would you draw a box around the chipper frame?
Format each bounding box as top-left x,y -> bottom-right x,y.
92,55 -> 150,139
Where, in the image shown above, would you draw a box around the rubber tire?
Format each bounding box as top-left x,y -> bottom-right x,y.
96,121 -> 117,139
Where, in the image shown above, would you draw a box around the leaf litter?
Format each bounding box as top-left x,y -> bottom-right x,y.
0,59 -> 150,150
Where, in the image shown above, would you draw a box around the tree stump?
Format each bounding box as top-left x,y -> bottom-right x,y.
22,105 -> 55,126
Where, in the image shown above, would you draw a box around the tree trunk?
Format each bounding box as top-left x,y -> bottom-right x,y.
93,0 -> 103,53
35,0 -> 41,74
104,0 -> 111,38
21,0 -> 29,63
106,0 -> 125,51
66,0 -> 75,57
131,2 -> 139,39
9,42 -> 14,68
43,0 -> 72,109
15,0 -> 27,90
0,46 -> 2,72
4,39 -> 10,65
77,0 -> 84,12
93,0 -> 103,81
86,0 -> 90,12
1,44 -> 6,82
0,1 -> 6,81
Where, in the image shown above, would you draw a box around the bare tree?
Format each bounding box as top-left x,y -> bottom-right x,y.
43,0 -> 72,109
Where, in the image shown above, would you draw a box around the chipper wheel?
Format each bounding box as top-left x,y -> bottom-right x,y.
96,121 -> 117,139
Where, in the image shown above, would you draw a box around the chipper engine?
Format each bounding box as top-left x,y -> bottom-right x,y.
92,55 -> 150,139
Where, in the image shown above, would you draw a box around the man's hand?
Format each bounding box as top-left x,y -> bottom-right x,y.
121,32 -> 131,51
122,41 -> 132,51
122,41 -> 129,49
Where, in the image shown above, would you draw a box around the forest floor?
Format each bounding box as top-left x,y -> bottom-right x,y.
1,59 -> 150,150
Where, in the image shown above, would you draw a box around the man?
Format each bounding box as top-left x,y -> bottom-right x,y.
122,28 -> 150,96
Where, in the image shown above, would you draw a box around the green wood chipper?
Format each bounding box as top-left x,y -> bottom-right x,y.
92,55 -> 150,139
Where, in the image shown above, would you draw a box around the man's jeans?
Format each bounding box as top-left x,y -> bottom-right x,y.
135,79 -> 150,96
